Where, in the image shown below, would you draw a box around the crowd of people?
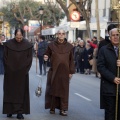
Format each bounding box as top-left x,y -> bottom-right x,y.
0,24 -> 120,120
72,36 -> 98,76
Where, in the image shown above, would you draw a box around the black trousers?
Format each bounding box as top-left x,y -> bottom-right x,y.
79,60 -> 84,73
103,95 -> 120,120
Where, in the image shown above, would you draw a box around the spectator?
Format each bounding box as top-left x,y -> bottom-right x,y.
37,35 -> 48,75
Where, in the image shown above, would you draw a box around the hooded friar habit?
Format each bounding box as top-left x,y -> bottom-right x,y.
45,39 -> 75,110
3,38 -> 33,114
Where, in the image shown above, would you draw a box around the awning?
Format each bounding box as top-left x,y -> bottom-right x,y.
76,21 -> 107,30
42,28 -> 56,35
29,27 -> 38,36
90,22 -> 107,30
42,22 -> 75,35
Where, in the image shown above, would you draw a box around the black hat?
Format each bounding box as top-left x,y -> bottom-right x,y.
107,24 -> 117,33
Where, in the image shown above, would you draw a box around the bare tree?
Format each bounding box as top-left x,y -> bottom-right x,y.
10,0 -> 65,27
70,0 -> 92,38
11,3 -> 26,25
55,0 -> 92,38
56,0 -> 73,21
95,0 -> 100,41
44,0 -> 64,26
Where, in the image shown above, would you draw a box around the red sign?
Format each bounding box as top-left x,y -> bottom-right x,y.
24,25 -> 29,31
70,11 -> 80,21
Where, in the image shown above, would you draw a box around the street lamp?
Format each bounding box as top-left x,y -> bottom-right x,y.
24,18 -> 28,39
39,6 -> 44,35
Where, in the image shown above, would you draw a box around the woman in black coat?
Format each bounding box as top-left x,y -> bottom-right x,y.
82,43 -> 93,74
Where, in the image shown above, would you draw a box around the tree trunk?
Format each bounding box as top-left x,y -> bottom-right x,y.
86,18 -> 91,39
95,0 -> 100,41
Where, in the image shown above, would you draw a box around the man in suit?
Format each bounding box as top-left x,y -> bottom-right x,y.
98,24 -> 117,109
97,28 -> 120,120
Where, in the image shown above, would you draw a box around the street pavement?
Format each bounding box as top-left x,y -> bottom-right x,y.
0,58 -> 104,120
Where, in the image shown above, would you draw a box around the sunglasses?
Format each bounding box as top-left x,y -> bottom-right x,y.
58,32 -> 65,35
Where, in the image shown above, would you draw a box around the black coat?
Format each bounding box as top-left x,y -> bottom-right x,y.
0,44 -> 4,74
82,47 -> 93,69
98,36 -> 110,53
0,44 -> 4,59
97,43 -> 120,108
38,41 -> 48,56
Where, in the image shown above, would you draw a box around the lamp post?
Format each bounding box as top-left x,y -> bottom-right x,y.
75,0 -> 80,40
24,18 -> 28,39
39,6 -> 44,35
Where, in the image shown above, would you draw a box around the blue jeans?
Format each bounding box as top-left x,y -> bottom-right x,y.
38,56 -> 46,75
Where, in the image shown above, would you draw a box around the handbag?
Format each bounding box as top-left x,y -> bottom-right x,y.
89,59 -> 93,65
35,75 -> 42,97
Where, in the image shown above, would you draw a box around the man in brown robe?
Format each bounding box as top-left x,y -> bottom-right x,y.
3,28 -> 33,119
44,29 -> 75,116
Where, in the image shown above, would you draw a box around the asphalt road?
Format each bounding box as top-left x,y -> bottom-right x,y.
0,58 -> 104,120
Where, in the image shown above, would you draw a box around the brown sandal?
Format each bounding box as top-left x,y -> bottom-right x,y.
60,110 -> 67,116
50,109 -> 55,114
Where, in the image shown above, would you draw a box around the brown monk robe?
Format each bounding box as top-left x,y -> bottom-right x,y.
3,35 -> 33,117
45,38 -> 75,116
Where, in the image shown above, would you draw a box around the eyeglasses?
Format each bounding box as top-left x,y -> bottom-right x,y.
15,37 -> 22,40
15,36 -> 23,41
58,33 -> 65,35
111,34 -> 119,37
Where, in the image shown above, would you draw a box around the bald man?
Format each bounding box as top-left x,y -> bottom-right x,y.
44,29 -> 75,116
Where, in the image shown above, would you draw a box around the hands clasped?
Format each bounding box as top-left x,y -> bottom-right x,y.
44,55 -> 48,61
114,77 -> 120,84
117,60 -> 120,67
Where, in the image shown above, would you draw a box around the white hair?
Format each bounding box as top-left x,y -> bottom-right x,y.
57,29 -> 66,33
79,40 -> 84,43
109,28 -> 118,36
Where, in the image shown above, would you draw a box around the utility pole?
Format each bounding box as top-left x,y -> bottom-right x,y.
95,0 -> 100,41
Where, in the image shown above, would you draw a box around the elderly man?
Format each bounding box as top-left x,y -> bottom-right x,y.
97,28 -> 120,120
44,29 -> 75,116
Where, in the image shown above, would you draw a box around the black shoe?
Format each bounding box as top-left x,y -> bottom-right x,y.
7,114 -> 12,117
17,114 -> 24,119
